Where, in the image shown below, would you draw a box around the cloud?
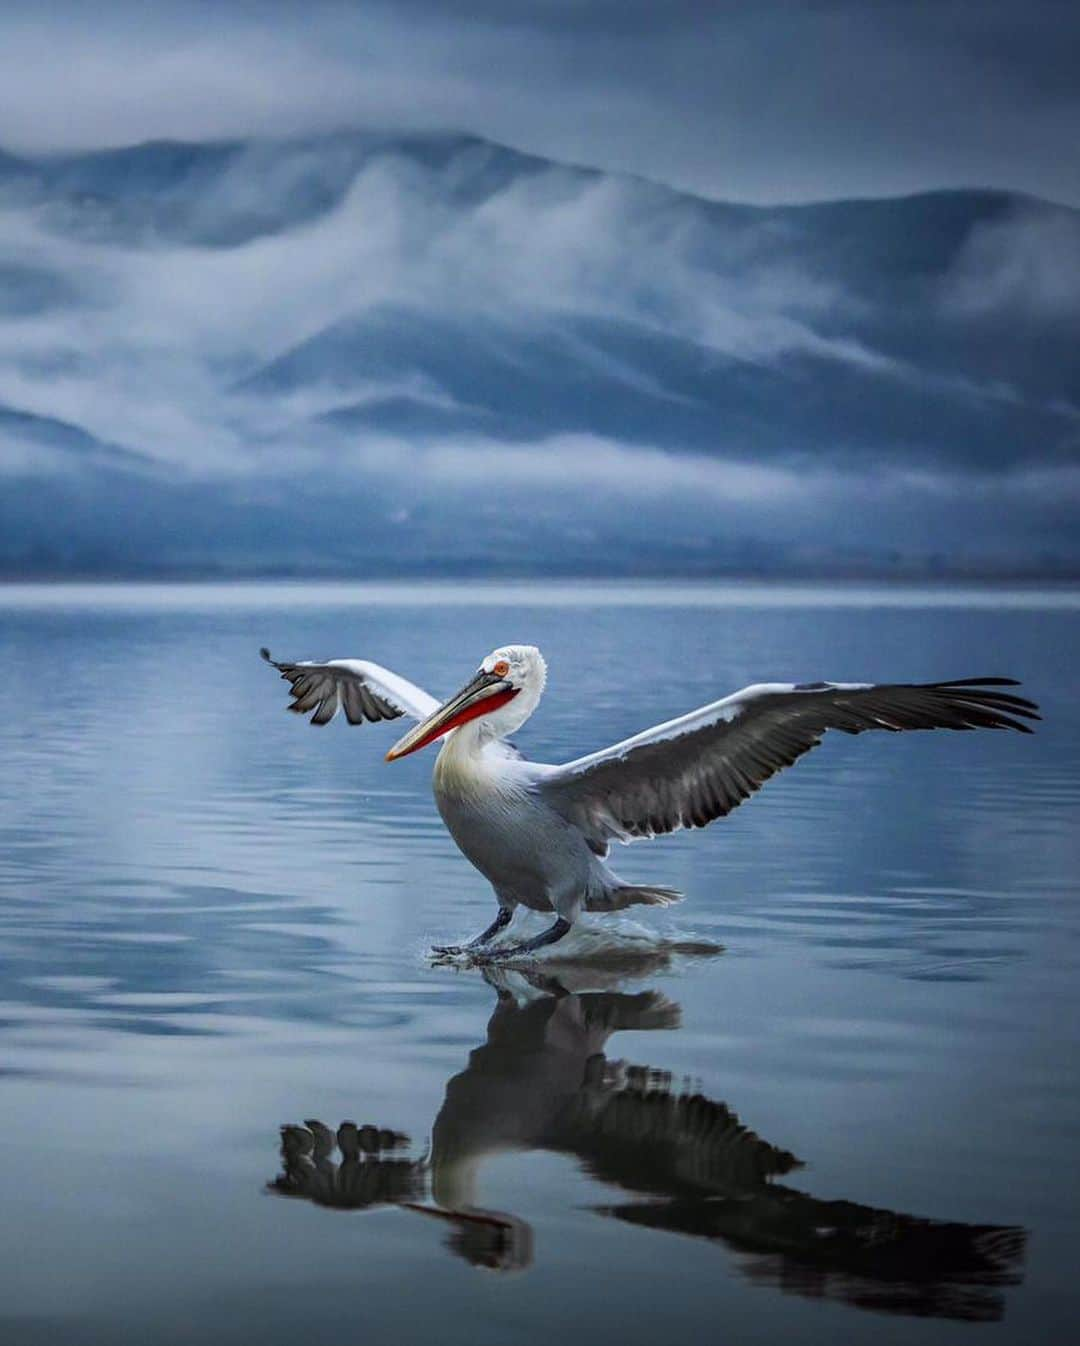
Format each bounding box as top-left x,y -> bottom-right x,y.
0,1 -> 1077,207
941,204 -> 1080,320
0,144 -> 881,475
1,131 -> 1077,575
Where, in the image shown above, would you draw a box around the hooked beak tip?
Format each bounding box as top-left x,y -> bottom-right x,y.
385,733 -> 425,762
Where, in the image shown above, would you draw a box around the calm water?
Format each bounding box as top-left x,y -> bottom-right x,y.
1,581 -> 1078,1344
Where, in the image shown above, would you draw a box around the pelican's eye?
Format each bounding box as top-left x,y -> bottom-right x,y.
492,659 -> 510,678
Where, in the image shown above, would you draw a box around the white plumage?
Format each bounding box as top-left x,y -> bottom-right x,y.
263,644 -> 1039,958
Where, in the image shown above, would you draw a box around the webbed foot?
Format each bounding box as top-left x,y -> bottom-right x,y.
470,917 -> 572,962
430,905 -> 513,959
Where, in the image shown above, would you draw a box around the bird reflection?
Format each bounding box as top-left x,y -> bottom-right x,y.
270,965 -> 1025,1319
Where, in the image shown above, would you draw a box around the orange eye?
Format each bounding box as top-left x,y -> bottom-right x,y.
493,659 -> 510,677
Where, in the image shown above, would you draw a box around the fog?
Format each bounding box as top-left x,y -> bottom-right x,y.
1,132 -> 1077,573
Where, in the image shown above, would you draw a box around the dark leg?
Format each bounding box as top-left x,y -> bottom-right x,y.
432,906 -> 513,956
473,917 -> 572,962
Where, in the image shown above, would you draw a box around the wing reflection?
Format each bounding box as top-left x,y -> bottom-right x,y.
270,966 -> 1025,1318
272,1120 -> 421,1209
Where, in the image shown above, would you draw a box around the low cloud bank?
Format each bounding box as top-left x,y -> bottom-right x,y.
1,133 -> 1077,575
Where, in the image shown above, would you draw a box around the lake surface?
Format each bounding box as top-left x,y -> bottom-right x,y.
1,581 -> 1077,1344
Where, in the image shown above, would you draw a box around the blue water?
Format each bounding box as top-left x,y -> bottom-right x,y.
1,581 -> 1077,1344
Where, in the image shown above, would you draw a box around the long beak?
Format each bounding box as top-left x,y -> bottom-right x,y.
385,671 -> 518,761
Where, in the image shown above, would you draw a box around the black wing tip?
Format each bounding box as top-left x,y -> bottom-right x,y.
984,714 -> 1038,734
261,646 -> 291,676
932,676 -> 1021,688
935,685 -> 1040,732
929,677 -> 1040,719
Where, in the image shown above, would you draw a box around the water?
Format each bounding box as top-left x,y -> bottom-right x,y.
1,581 -> 1077,1344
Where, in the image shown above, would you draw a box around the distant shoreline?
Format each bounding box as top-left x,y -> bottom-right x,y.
3,577 -> 1078,614
3,566 -> 1079,585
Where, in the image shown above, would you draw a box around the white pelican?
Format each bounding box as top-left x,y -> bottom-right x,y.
261,644 -> 1038,958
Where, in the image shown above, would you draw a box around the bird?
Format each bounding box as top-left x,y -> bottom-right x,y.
261,643 -> 1039,960
271,967 -> 1027,1316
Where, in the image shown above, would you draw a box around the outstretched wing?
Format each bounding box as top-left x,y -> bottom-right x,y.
539,678 -> 1039,847
261,648 -> 440,727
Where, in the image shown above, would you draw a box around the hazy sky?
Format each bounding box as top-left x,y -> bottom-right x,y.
0,0 -> 1077,205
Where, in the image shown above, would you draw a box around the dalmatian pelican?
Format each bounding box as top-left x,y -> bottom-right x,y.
261,644 -> 1038,959
270,968 -> 1026,1317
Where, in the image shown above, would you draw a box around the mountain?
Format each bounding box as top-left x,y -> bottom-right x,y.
0,130 -> 1077,577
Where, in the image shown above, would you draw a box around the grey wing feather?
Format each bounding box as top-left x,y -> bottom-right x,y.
260,648 -> 440,727
539,678 -> 1039,846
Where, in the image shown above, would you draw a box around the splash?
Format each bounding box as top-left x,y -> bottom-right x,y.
428,909 -> 722,972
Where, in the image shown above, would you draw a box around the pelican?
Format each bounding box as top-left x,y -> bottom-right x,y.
272,968 -> 1027,1315
261,644 -> 1039,958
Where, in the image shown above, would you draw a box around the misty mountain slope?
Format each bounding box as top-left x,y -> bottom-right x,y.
244,302 -> 1075,469
0,132 -> 569,247
0,402 -> 152,471
1,130 -> 1078,576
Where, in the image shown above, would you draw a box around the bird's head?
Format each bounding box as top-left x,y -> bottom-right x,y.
385,645 -> 547,761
